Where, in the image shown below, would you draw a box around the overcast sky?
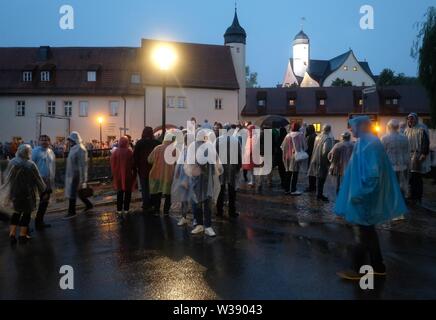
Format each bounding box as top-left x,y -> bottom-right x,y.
0,0 -> 434,86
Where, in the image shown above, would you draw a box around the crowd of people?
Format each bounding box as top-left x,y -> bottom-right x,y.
0,113 -> 433,280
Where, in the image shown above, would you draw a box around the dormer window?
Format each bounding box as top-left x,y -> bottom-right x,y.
41,71 -> 50,82
353,66 -> 358,71
257,99 -> 266,107
22,71 -> 32,82
319,99 -> 326,106
87,71 -> 97,82
289,99 -> 296,106
131,73 -> 141,84
392,98 -> 398,105
316,90 -> 327,113
343,66 -> 349,71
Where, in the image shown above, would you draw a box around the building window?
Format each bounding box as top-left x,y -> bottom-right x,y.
64,101 -> 73,117
358,99 -> 363,106
343,66 -> 348,71
16,101 -> 25,117
353,66 -> 358,71
257,99 -> 266,107
47,100 -> 56,115
166,96 -> 175,108
392,98 -> 399,105
319,99 -> 326,106
236,47 -> 240,53
313,123 -> 321,133
79,101 -> 89,117
215,98 -> 222,110
385,99 -> 391,105
288,99 -> 296,106
362,82 -> 366,86
131,73 -> 141,84
177,97 -> 187,109
109,100 -> 119,116
22,71 -> 32,82
87,71 -> 97,82
41,71 -> 50,82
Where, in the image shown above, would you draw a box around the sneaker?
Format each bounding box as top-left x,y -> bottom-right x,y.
116,211 -> 123,215
337,270 -> 362,281
63,212 -> 77,220
290,191 -> 302,196
177,217 -> 188,226
204,227 -> 216,237
191,225 -> 205,235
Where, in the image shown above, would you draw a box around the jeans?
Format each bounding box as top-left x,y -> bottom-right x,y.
284,171 -> 299,192
352,225 -> 385,273
216,184 -> 236,216
139,176 -> 150,209
117,190 -> 132,212
151,193 -> 171,214
36,190 -> 51,224
192,199 -> 212,228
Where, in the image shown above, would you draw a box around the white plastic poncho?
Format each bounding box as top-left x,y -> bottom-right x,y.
32,146 -> 56,189
404,114 -> 431,174
308,127 -> 334,178
381,124 -> 410,172
64,132 -> 88,199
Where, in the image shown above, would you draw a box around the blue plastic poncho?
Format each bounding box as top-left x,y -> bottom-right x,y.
334,116 -> 408,225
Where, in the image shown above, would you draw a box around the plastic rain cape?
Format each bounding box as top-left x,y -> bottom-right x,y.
334,131 -> 407,225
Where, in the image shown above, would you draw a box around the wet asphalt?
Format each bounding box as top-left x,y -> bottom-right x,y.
1,187 -> 436,300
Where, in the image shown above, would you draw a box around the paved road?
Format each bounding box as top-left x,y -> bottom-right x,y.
1,184 -> 436,299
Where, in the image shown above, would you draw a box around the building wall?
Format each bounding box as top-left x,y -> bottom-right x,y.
226,42 -> 246,117
0,95 -> 144,143
144,86 -> 239,128
323,53 -> 376,87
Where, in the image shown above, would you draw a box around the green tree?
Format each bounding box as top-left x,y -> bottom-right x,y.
331,78 -> 353,87
245,66 -> 259,88
412,6 -> 436,128
377,68 -> 419,86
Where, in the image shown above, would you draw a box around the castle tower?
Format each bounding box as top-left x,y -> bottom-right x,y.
292,30 -> 310,78
224,8 -> 246,117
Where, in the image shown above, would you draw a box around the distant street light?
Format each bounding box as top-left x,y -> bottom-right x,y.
151,44 -> 177,138
97,116 -> 104,148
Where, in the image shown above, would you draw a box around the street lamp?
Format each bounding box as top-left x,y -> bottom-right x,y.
97,116 -> 104,148
151,44 -> 177,139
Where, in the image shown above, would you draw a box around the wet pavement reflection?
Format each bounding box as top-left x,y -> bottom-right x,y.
1,185 -> 436,299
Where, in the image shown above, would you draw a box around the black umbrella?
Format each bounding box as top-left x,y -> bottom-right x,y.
260,115 -> 289,128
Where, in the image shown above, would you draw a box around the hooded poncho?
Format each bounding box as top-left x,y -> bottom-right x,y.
65,132 -> 88,199
404,113 -> 431,174
32,145 -> 56,189
308,128 -> 335,178
334,116 -> 407,225
281,130 -> 307,172
148,139 -> 176,195
0,144 -> 46,211
328,140 -> 354,177
110,136 -> 136,192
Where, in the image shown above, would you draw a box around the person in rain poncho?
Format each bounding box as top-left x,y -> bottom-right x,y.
242,124 -> 257,186
328,131 -> 354,194
32,135 -> 56,230
215,124 -> 242,218
404,113 -> 430,204
381,119 -> 410,197
307,124 -> 335,202
335,116 -> 407,281
305,124 -> 317,193
64,131 -> 93,219
281,122 -> 307,195
133,126 -> 160,211
171,130 -> 192,226
148,132 -> 176,215
0,144 -> 46,245
111,136 -> 136,217
185,129 -> 223,237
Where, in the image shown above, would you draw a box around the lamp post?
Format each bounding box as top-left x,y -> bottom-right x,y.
152,45 -> 177,139
97,116 -> 104,148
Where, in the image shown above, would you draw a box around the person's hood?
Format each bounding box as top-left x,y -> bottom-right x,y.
142,126 -> 154,139
290,131 -> 301,138
16,144 -> 32,160
349,116 -> 371,138
118,136 -> 129,148
68,131 -> 83,145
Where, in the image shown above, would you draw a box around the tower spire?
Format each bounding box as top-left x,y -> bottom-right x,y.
300,17 -> 306,30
